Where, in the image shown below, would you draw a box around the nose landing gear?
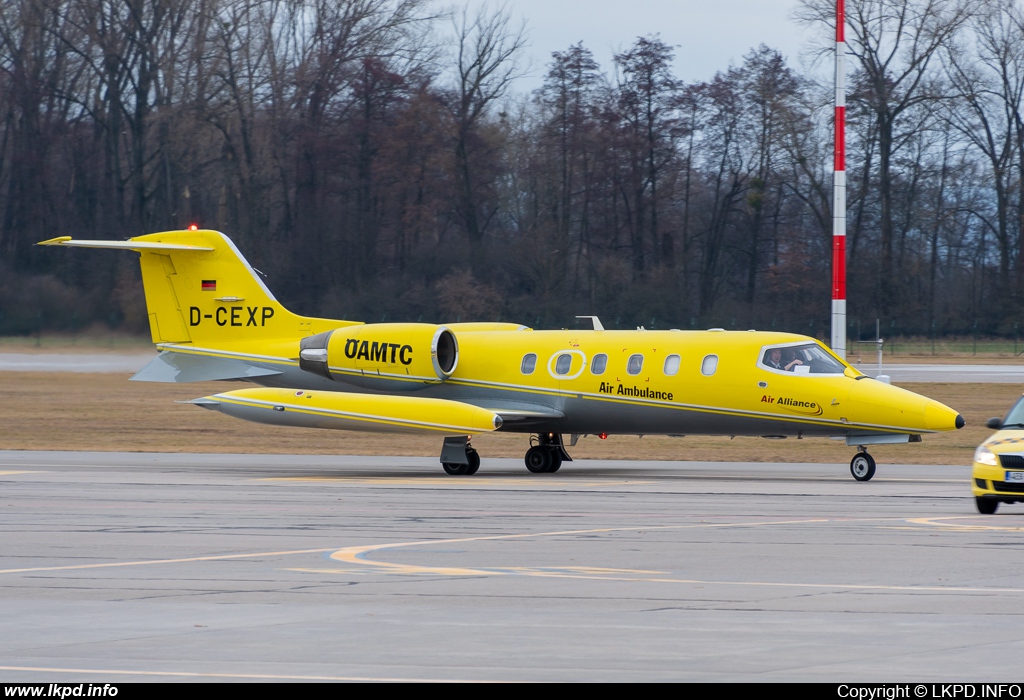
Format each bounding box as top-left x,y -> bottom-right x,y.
850,448 -> 876,481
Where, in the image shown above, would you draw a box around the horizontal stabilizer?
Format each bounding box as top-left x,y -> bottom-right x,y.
38,236 -> 214,251
192,387 -> 503,435
130,351 -> 283,383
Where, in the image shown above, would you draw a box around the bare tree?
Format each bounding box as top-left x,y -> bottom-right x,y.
799,0 -> 973,314
614,35 -> 679,275
447,2 -> 527,248
943,0 -> 1024,297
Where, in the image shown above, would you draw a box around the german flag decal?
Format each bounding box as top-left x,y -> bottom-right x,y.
202,280 -> 216,291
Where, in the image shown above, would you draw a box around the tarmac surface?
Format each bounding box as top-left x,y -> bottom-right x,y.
2,450 -> 1022,682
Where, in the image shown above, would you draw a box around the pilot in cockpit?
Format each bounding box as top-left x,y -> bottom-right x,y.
765,347 -> 803,372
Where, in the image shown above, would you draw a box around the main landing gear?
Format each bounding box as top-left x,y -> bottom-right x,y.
850,447 -> 876,482
524,433 -> 571,474
437,433 -> 574,476
439,436 -> 480,476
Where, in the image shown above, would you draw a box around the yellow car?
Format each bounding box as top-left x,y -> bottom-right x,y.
972,401 -> 1024,514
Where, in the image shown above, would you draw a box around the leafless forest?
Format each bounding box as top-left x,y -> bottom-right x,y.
1,0 -> 1023,340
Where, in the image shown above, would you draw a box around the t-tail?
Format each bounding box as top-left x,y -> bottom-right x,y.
38,229 -> 356,349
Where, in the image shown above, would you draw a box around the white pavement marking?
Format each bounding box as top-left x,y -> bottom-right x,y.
0,665 -> 494,682
0,352 -> 155,373
859,364 -> 1024,383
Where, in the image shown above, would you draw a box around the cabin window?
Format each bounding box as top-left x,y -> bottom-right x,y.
521,353 -> 537,374
701,354 -> 718,376
664,354 -> 681,376
627,354 -> 644,375
591,354 -> 608,375
554,353 -> 572,375
760,343 -> 844,375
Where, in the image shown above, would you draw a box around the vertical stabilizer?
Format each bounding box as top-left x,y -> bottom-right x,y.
39,229 -> 355,346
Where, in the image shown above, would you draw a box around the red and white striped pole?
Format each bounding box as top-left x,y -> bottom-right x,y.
831,0 -> 847,358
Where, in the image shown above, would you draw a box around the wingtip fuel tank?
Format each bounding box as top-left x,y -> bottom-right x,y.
194,387 -> 503,436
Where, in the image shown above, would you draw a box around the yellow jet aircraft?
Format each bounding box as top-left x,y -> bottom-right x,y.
40,228 -> 964,480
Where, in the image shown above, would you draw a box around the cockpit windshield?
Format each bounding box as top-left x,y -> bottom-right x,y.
760,343 -> 845,375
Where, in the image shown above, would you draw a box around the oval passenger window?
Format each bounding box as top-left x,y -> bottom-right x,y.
591,354 -> 608,375
627,354 -> 644,375
664,354 -> 680,376
555,353 -> 572,375
701,354 -> 718,376
521,353 -> 537,374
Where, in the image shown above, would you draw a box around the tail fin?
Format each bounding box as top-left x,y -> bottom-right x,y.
39,229 -> 353,346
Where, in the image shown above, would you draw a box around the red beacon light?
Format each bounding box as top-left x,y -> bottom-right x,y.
188,224 -> 198,231
599,432 -> 608,440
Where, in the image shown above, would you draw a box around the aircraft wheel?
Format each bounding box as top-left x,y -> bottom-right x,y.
547,450 -> 563,473
976,497 -> 998,515
850,453 -> 876,482
465,449 -> 481,476
525,445 -> 553,473
442,462 -> 470,476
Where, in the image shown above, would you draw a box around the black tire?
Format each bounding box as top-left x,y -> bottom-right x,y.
976,497 -> 999,515
547,450 -> 563,473
850,453 -> 876,482
525,445 -> 553,473
442,462 -> 469,476
465,449 -> 481,475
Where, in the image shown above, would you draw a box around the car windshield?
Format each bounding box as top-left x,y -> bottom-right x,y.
760,343 -> 845,375
1002,396 -> 1024,427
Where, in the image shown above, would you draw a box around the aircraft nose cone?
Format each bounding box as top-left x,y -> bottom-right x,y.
924,400 -> 963,432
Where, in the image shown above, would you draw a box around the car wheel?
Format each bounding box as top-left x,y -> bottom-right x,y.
976,497 -> 998,515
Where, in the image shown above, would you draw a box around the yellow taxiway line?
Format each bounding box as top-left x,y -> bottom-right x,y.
4,517 -> 1020,595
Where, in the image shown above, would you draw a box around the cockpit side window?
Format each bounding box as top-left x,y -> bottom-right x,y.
760,343 -> 845,375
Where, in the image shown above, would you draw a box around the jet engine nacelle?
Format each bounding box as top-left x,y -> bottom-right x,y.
299,323 -> 458,391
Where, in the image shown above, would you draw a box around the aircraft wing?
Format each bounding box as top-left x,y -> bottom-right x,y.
131,351 -> 283,383
189,387 -> 503,435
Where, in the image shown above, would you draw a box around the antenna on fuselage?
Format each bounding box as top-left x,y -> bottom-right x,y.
575,316 -> 605,331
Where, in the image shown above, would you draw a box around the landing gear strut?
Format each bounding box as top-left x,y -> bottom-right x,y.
850,448 -> 876,482
440,436 -> 480,476
524,433 -> 571,474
